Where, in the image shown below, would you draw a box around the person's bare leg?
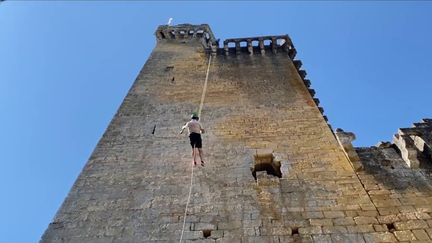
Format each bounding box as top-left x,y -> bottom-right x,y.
198,148 -> 204,166
192,146 -> 198,165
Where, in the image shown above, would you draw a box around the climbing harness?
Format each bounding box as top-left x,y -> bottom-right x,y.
179,54 -> 212,242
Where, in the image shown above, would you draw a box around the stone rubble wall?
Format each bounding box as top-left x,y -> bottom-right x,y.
353,144 -> 432,242
336,119 -> 432,243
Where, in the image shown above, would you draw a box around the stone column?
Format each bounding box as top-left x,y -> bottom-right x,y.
283,37 -> 289,52
235,41 -> 241,55
259,39 -> 265,55
224,42 -> 229,56
247,40 -> 253,55
393,133 -> 420,168
271,37 -> 277,54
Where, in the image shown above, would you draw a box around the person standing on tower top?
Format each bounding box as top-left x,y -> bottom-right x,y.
180,113 -> 205,166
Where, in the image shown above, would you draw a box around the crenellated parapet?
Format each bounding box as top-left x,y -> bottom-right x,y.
221,35 -> 297,58
218,34 -> 329,130
154,24 -> 331,130
155,24 -> 218,52
393,118 -> 432,168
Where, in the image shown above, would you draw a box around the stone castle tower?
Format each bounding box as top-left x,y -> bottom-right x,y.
42,24 -> 432,242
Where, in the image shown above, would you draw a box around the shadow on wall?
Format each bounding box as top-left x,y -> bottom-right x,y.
355,145 -> 432,193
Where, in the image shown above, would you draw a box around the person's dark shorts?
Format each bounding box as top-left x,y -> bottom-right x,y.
189,132 -> 202,148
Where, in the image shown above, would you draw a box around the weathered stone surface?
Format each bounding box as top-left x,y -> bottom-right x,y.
333,217 -> 355,226
393,230 -> 417,241
347,225 -> 375,233
299,226 -> 322,235
310,218 -> 333,226
331,233 -> 365,243
394,220 -> 429,230
363,232 -> 397,242
40,23 -> 432,242
354,216 -> 378,225
412,229 -> 430,240
311,234 -> 332,242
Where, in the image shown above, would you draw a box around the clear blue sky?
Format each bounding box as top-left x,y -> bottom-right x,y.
1,2 -> 431,242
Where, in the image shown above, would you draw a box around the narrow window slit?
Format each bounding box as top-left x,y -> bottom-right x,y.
152,125 -> 156,135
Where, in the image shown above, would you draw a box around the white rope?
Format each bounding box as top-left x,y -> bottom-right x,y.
179,146 -> 195,243
198,55 -> 212,118
179,54 -> 212,242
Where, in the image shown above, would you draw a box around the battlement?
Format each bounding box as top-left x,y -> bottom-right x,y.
218,35 -> 328,130
221,35 -> 297,57
155,24 -> 218,51
155,24 -> 298,58
154,24 -> 329,129
393,118 -> 432,168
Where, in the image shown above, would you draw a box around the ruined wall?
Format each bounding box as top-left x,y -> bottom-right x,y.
336,119 -> 432,242
42,24 -> 432,243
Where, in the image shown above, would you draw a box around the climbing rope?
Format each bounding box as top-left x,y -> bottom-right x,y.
198,54 -> 212,118
179,145 -> 195,242
179,54 -> 212,242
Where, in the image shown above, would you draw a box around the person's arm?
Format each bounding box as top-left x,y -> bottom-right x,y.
180,123 -> 188,134
200,123 -> 205,134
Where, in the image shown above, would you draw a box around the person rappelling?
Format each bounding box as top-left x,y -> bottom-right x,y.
180,112 -> 205,166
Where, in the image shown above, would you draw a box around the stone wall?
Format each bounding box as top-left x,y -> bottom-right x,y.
335,119 -> 432,242
41,24 -> 432,242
